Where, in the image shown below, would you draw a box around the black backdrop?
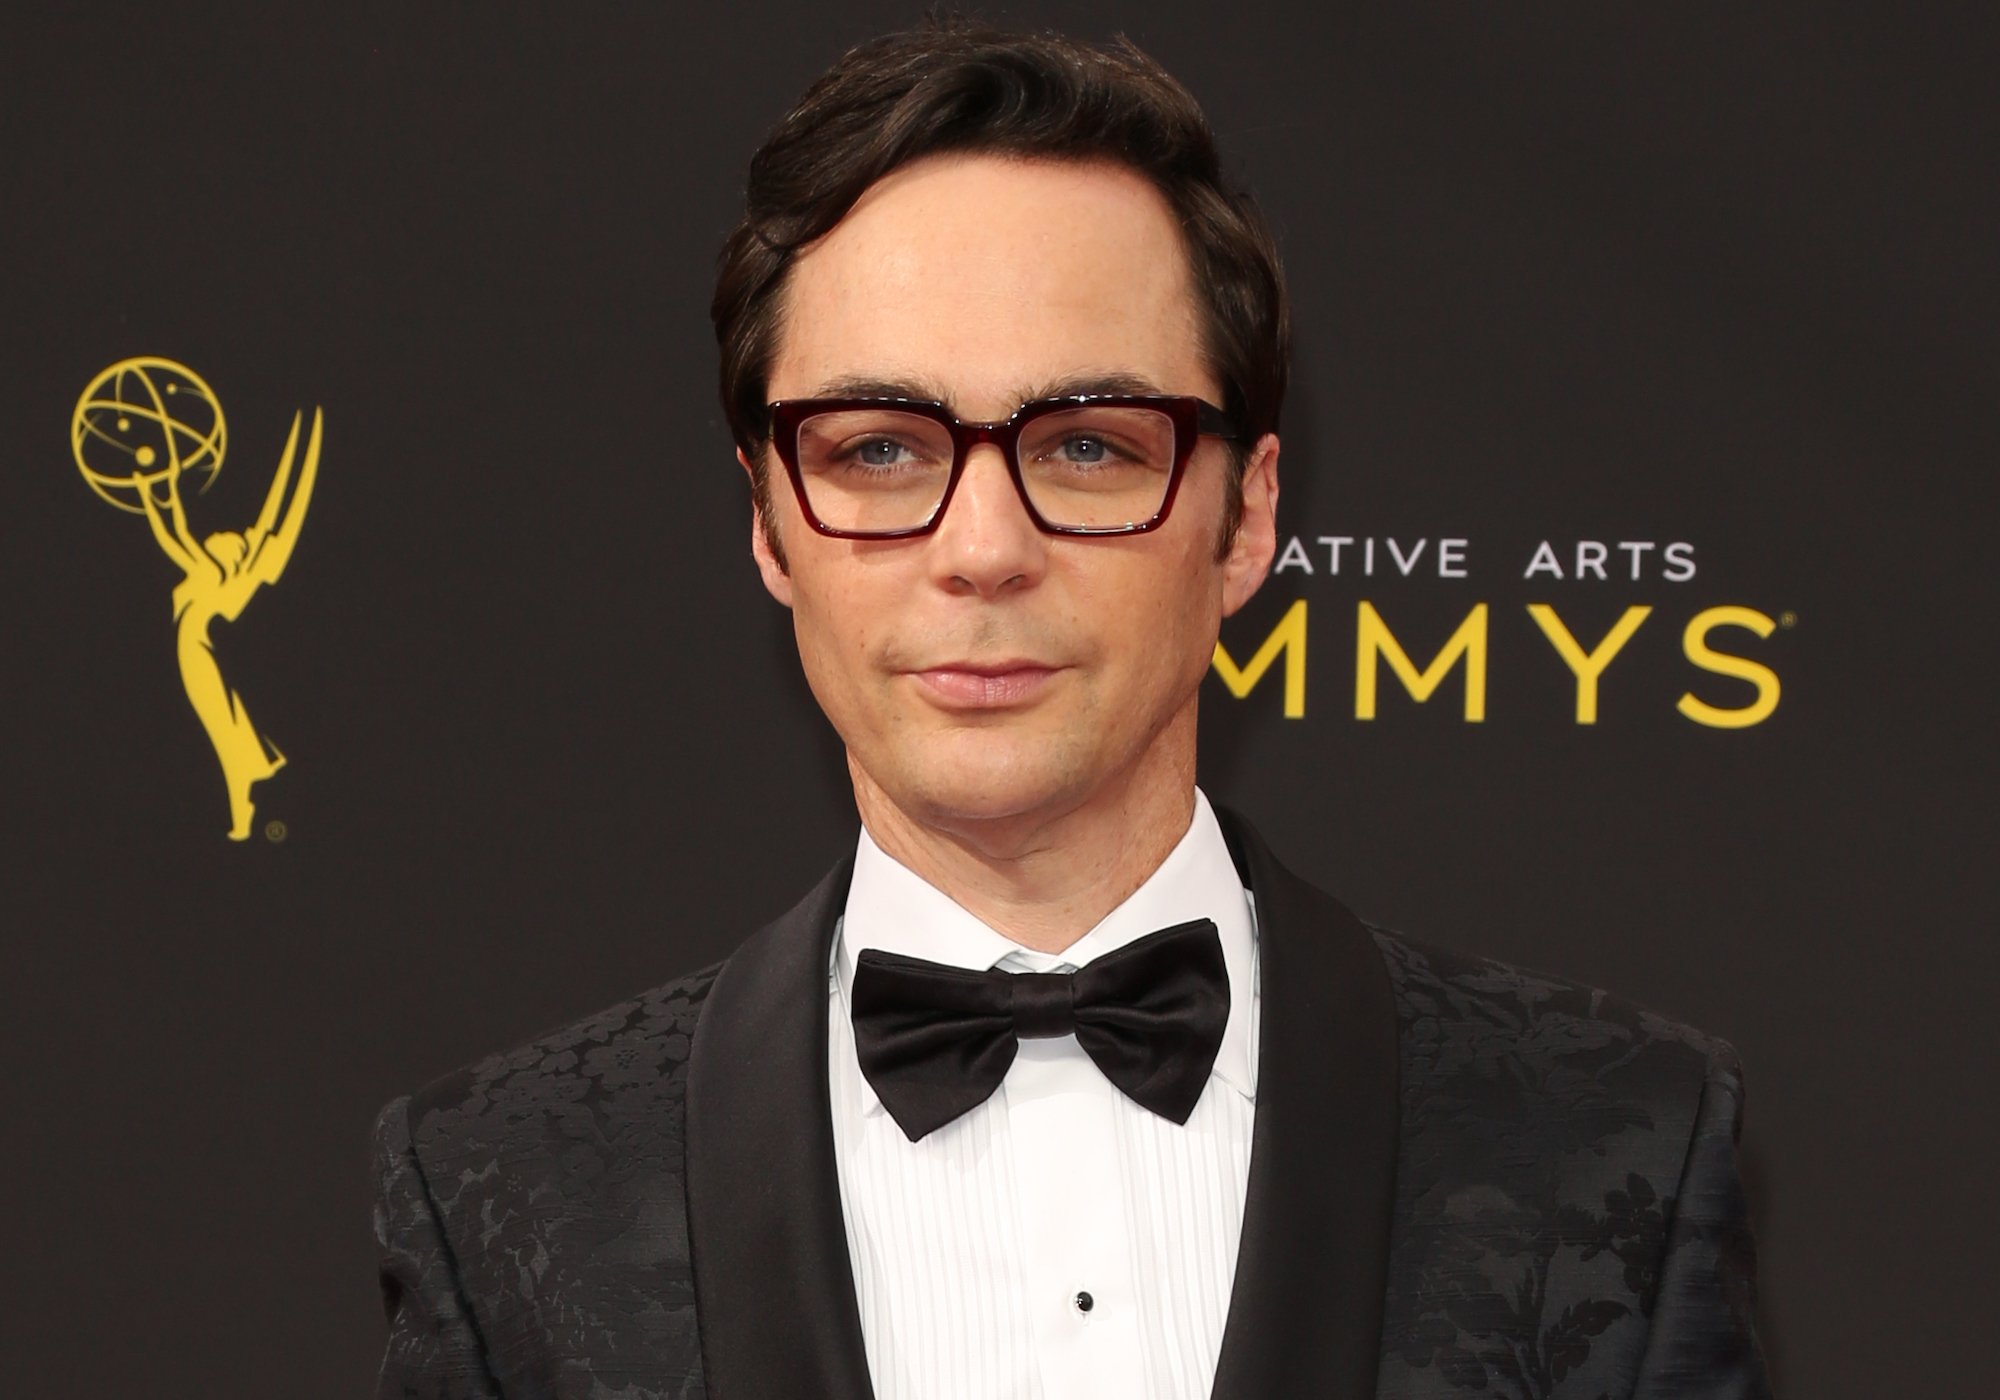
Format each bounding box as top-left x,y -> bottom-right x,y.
4,3 -> 1994,1395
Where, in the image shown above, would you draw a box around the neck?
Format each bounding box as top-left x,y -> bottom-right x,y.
850,715 -> 1199,955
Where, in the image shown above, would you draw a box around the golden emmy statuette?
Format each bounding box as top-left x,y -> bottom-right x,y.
71,357 -> 322,841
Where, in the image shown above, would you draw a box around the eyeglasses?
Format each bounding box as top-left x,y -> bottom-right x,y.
763,394 -> 1244,539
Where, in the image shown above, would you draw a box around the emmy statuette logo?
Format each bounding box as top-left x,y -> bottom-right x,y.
71,357 -> 323,841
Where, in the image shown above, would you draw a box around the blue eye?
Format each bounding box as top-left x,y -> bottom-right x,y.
1061,436 -> 1108,463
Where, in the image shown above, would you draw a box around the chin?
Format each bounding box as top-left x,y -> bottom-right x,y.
884,734 -> 1099,828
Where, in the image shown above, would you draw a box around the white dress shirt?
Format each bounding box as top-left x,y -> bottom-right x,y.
828,789 -> 1260,1400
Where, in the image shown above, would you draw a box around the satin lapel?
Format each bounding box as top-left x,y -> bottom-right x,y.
1210,810 -> 1401,1400
685,855 -> 876,1400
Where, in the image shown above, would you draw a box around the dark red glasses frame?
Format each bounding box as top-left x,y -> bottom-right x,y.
763,394 -> 1245,539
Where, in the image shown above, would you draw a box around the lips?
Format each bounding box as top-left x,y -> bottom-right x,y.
909,662 -> 1060,707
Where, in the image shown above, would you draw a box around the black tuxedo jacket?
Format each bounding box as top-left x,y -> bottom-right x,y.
374,815 -> 1769,1399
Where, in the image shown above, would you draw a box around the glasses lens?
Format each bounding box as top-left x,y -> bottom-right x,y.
1016,406 -> 1180,529
793,409 -> 955,533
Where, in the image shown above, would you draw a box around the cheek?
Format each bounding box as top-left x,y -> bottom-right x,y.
789,561 -> 913,723
1073,545 -> 1223,686
787,573 -> 867,697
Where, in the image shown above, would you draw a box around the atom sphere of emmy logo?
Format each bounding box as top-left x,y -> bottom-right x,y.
72,357 -> 227,513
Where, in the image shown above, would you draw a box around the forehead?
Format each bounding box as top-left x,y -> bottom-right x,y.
768,154 -> 1213,411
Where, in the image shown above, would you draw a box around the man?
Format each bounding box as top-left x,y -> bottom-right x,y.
374,24 -> 1769,1400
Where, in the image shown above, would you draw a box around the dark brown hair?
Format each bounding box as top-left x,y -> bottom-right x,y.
712,20 -> 1289,555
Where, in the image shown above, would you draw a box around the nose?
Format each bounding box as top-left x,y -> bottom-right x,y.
926,443 -> 1048,598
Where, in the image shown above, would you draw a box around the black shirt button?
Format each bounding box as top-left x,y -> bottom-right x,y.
1074,1290 -> 1094,1314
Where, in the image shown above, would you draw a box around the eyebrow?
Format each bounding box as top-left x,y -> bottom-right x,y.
1017,371 -> 1167,402
806,374 -> 955,402
802,370 -> 1170,412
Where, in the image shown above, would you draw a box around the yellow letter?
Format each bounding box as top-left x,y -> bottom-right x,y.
1678,606 -> 1781,728
1212,599 -> 1308,718
1355,602 -> 1488,721
1527,603 -> 1652,724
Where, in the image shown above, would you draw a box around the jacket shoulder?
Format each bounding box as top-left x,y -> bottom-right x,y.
1367,923 -> 1738,1089
405,958 -> 727,1157
1364,921 -> 1740,1176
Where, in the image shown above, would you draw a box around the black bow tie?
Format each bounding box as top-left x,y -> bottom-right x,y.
849,917 -> 1230,1142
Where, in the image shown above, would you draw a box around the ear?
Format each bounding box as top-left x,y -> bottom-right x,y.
741,446 -> 794,608
1220,433 -> 1280,618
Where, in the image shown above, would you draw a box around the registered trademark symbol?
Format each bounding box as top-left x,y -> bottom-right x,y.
265,819 -> 288,843
1778,611 -> 1797,629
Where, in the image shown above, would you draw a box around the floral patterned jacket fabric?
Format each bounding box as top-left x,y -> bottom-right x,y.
375,839 -> 1768,1400
1370,937 -> 1764,1400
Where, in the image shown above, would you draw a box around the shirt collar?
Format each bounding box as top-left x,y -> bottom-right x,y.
832,788 -> 1259,1117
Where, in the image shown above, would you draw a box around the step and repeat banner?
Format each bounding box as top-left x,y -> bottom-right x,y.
4,4 -> 1991,1396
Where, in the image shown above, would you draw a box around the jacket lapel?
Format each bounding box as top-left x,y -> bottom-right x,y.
685,856 -> 876,1400
684,813 -> 1401,1400
1210,810 -> 1401,1400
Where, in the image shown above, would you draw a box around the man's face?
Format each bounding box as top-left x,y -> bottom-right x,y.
750,154 -> 1278,836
